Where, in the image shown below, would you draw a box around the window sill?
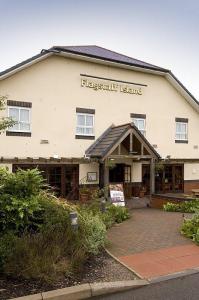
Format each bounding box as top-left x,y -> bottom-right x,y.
75,135 -> 95,140
6,131 -> 31,137
175,140 -> 188,144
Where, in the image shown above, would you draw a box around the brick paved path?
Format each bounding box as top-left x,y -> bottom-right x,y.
106,208 -> 199,279
107,208 -> 191,257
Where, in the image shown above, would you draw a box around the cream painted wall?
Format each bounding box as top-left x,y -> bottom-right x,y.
184,163 -> 199,180
132,163 -> 142,182
79,162 -> 99,184
0,55 -> 199,159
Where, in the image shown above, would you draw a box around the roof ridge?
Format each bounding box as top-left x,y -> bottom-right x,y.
91,45 -> 165,69
52,44 -> 96,49
112,123 -> 132,129
49,45 -> 169,71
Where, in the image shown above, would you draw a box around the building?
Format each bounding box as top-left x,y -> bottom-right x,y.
0,45 -> 199,200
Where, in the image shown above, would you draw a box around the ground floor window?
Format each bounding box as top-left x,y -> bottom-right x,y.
13,164 -> 79,200
155,164 -> 184,193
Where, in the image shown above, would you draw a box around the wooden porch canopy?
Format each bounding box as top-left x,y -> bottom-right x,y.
0,157 -> 97,164
85,123 -> 161,161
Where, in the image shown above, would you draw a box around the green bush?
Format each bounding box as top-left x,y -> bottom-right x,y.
0,169 -> 128,282
82,199 -> 130,228
106,204 -> 130,223
163,202 -> 181,212
0,168 -> 46,234
0,192 -> 107,281
181,213 -> 199,243
163,200 -> 199,213
0,168 -> 45,198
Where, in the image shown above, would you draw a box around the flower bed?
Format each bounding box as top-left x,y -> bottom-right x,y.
0,167 -> 130,284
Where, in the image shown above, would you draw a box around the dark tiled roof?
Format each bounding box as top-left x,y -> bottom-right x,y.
51,45 -> 168,72
0,45 -> 198,107
0,53 -> 46,77
86,123 -> 160,159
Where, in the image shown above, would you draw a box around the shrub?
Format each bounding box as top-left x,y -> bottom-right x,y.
163,200 -> 199,213
163,202 -> 181,212
0,193 -> 107,281
0,169 -> 128,282
0,232 -> 70,282
106,204 -> 130,223
0,168 -> 46,198
0,168 -> 47,235
82,199 -> 130,228
181,213 -> 199,243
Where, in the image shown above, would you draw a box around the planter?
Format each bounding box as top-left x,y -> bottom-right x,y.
139,191 -> 145,198
79,193 -> 90,203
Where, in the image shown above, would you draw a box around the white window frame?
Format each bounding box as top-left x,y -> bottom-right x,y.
76,113 -> 95,136
175,121 -> 188,141
132,118 -> 146,136
7,106 -> 31,133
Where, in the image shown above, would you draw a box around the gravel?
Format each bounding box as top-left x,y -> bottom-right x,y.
0,250 -> 137,300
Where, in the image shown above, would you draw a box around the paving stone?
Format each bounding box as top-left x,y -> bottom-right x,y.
107,208 -> 191,257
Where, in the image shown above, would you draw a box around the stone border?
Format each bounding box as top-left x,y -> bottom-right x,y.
149,267 -> 199,284
105,248 -> 144,279
10,280 -> 149,300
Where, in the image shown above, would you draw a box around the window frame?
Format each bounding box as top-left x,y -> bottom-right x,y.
175,121 -> 188,142
7,106 -> 31,133
132,117 -> 146,136
76,112 -> 95,137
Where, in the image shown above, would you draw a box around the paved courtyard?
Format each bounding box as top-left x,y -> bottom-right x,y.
106,208 -> 199,279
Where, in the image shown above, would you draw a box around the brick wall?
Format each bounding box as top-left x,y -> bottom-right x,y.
150,195 -> 184,209
184,180 -> 199,194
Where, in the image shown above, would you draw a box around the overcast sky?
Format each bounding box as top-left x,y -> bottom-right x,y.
0,0 -> 198,99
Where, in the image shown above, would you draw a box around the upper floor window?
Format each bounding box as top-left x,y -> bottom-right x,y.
175,118 -> 188,143
76,108 -> 95,139
131,113 -> 146,136
8,106 -> 31,132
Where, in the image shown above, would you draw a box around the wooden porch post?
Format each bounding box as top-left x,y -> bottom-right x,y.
99,162 -> 109,187
99,163 -> 104,189
104,160 -> 109,186
150,158 -> 155,194
61,165 -> 66,197
130,132 -> 133,152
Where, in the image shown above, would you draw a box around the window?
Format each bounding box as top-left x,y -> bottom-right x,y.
8,106 -> 31,132
132,118 -> 146,136
175,122 -> 188,141
76,113 -> 94,136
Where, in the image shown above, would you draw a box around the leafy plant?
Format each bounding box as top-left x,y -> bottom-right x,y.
181,213 -> 199,243
163,200 -> 199,213
106,204 -> 130,223
163,202 -> 181,212
155,162 -> 165,172
0,170 -> 129,282
0,168 -> 47,234
0,95 -> 16,132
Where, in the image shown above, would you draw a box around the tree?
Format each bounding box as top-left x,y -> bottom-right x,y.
0,95 -> 15,132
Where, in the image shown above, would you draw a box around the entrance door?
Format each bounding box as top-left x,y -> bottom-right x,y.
109,163 -> 132,198
109,164 -> 124,183
142,165 -> 150,194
